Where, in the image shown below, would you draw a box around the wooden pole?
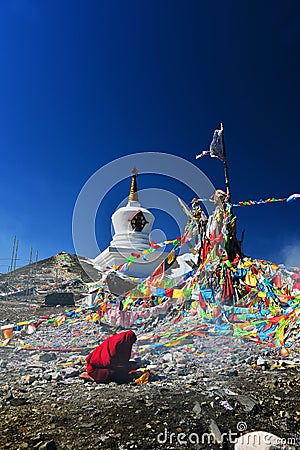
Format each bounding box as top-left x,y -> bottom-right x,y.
9,236 -> 16,273
34,250 -> 39,278
26,247 -> 33,296
220,123 -> 231,200
8,236 -> 16,294
13,240 -> 19,271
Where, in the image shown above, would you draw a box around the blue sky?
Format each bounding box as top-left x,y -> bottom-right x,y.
0,0 -> 300,271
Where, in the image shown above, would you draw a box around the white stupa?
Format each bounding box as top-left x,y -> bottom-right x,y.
94,168 -> 168,278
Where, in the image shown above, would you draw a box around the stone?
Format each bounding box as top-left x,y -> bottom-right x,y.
22,374 -> 38,385
38,440 -> 57,450
224,369 -> 238,376
43,373 -> 52,381
51,372 -> 63,382
192,401 -> 201,417
10,397 -> 27,406
63,368 -> 80,379
224,388 -> 238,396
209,419 -> 222,444
162,353 -> 173,362
32,433 -> 45,445
28,362 -> 46,370
257,356 -> 266,366
79,422 -> 95,428
37,353 -> 57,362
3,390 -> 13,401
195,369 -> 204,378
237,395 -> 257,412
0,359 -> 7,369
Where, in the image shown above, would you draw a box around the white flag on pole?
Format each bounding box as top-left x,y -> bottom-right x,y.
196,128 -> 225,161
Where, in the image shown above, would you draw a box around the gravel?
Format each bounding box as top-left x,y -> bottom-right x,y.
0,299 -> 300,449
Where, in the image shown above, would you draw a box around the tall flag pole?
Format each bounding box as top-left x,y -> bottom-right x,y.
196,123 -> 231,200
220,123 -> 231,200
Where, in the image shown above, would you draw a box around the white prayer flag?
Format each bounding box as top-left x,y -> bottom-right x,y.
196,128 -> 225,161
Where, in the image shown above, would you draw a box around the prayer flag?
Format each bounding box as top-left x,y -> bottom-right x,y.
147,261 -> 165,285
196,128 -> 225,161
167,250 -> 175,264
172,289 -> 184,298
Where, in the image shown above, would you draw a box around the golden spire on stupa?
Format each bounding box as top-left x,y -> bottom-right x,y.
128,167 -> 139,203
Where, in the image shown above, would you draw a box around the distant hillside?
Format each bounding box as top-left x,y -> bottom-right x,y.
0,251 -> 101,298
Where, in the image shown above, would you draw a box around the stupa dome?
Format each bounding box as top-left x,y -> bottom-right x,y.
109,168 -> 154,250
94,167 -> 168,278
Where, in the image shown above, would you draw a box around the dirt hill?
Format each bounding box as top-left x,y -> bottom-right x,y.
0,251 -> 101,299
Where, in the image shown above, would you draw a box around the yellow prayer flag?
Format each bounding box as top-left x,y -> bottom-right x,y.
167,250 -> 175,264
245,272 -> 258,287
135,370 -> 150,384
172,289 -> 184,298
242,260 -> 253,268
257,291 -> 266,298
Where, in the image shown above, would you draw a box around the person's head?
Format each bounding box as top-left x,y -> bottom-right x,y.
123,330 -> 137,344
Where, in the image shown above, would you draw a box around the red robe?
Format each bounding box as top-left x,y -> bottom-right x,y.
86,330 -> 137,383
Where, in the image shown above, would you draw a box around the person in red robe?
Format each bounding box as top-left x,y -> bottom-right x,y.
80,330 -> 137,384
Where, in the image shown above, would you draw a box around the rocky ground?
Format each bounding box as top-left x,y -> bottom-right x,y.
0,251 -> 101,299
0,298 -> 300,450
